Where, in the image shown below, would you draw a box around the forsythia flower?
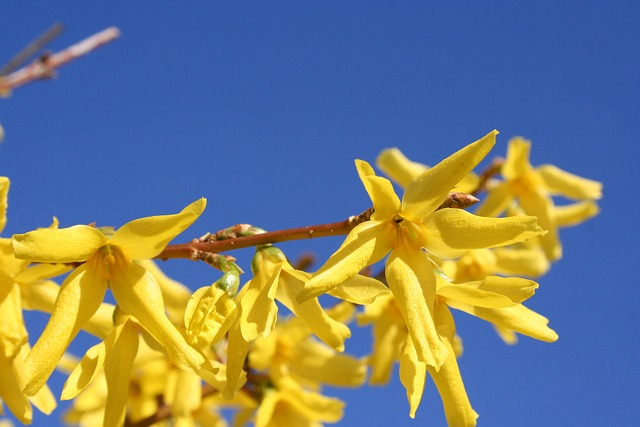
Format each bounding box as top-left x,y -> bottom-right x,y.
224,246 -> 388,398
12,199 -> 212,396
475,136 -> 603,261
298,131 -> 544,371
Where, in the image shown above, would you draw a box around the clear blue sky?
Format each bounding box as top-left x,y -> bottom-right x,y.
1,2 -> 638,426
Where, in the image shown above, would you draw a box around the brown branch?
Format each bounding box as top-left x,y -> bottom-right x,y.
473,157 -> 504,196
157,208 -> 374,261
0,22 -> 64,76
0,26 -> 120,94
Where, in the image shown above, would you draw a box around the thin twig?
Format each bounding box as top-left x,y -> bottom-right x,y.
0,22 -> 64,76
0,26 -> 120,94
157,208 -> 374,261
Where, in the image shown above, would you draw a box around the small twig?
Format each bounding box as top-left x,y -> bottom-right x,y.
0,22 -> 64,76
473,157 -> 504,195
0,26 -> 120,94
157,208 -> 374,261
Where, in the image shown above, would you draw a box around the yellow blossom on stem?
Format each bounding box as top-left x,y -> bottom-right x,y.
475,136 -> 603,261
298,131 -> 545,370
12,199 -> 212,396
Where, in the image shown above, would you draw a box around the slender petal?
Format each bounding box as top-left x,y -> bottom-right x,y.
239,262 -> 281,342
0,356 -> 32,423
436,276 -> 539,308
422,208 -> 544,259
376,148 -> 428,187
402,130 -> 497,222
473,181 -> 513,217
111,198 -> 206,260
297,220 -> 395,302
103,321 -> 138,427
13,226 -> 107,263
109,259 -> 206,372
427,337 -> 478,427
519,189 -> 561,261
399,336 -> 427,418
368,313 -> 406,385
61,338 -> 108,400
492,247 -> 550,278
447,300 -> 559,342
502,137 -> 532,180
537,164 -> 603,200
0,176 -> 9,234
24,261 -> 107,396
223,319 -> 249,400
555,201 -> 600,227
386,245 -> 447,369
355,159 -> 401,219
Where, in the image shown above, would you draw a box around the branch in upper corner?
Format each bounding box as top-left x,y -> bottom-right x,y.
0,26 -> 120,95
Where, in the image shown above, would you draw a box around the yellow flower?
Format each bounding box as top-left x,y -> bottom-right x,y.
240,246 -> 388,352
298,131 -> 544,370
476,136 -> 602,261
249,306 -> 367,389
12,199 -> 211,396
254,376 -> 345,427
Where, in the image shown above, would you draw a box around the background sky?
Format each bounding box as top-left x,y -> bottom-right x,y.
0,2 -> 638,426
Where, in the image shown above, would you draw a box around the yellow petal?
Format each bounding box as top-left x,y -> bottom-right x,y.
399,336 -> 427,418
239,263 -> 281,342
24,261 -> 107,396
555,201 -> 600,228
289,340 -> 367,387
13,263 -> 70,284
355,159 -> 401,220
367,313 -> 406,385
61,338 -> 107,400
0,357 -> 32,424
519,189 -> 562,261
473,181 -> 513,217
0,283 -> 28,360
328,274 -> 390,305
492,247 -> 550,278
138,259 -> 192,323
278,268 -> 351,352
427,338 -> 478,427
223,320 -> 249,400
537,164 -> 602,200
13,226 -> 107,263
103,321 -> 138,427
402,130 -> 497,222
109,259 -> 206,372
0,176 -> 9,234
185,284 -> 237,349
448,301 -> 559,342
437,276 -> 539,308
376,148 -> 428,188
502,137 -> 532,180
422,208 -> 544,259
111,198 -> 206,260
297,220 -> 394,302
386,246 -> 447,369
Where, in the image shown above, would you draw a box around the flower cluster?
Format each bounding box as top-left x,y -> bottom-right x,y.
0,131 -> 601,426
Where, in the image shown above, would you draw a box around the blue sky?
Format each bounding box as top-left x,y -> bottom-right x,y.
0,2 -> 638,426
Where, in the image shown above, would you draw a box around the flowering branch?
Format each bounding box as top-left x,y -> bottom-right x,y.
0,26 -> 120,94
